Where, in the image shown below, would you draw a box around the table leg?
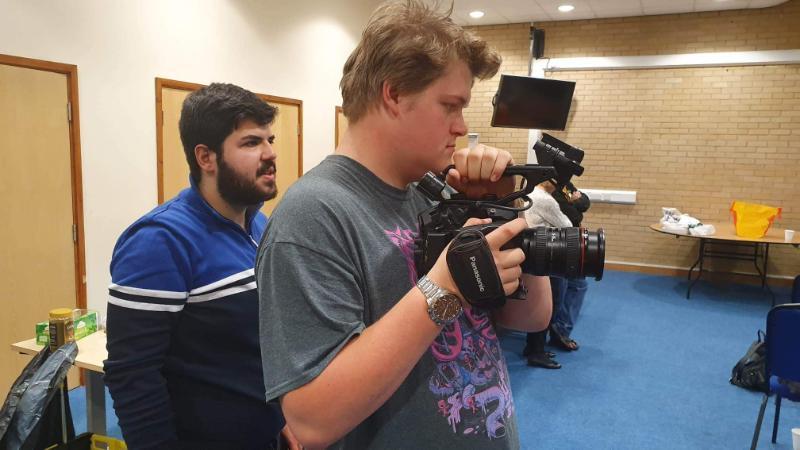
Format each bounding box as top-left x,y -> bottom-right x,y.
751,244 -> 775,306
687,247 -> 701,281
60,383 -> 68,443
85,369 -> 107,436
760,244 -> 767,288
687,239 -> 706,299
763,244 -> 775,305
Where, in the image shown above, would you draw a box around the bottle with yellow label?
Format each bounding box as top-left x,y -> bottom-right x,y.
48,308 -> 75,351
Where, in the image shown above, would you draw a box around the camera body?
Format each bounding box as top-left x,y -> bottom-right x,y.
415,74 -> 605,305
414,164 -> 552,277
414,161 -> 605,305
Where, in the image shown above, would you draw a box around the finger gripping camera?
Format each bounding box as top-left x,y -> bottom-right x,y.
413,163 -> 605,308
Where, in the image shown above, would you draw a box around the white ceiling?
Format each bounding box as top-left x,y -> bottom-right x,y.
450,0 -> 789,25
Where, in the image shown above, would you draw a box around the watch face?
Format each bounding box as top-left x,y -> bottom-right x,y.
432,294 -> 462,322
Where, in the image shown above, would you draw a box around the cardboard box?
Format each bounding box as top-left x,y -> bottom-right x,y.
36,310 -> 98,346
35,321 -> 48,346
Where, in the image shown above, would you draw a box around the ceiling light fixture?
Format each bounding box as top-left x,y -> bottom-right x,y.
558,4 -> 575,12
469,10 -> 485,19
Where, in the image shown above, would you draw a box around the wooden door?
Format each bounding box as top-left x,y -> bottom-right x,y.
156,79 -> 303,217
159,86 -> 193,203
264,101 -> 300,216
0,56 -> 84,396
335,106 -> 348,147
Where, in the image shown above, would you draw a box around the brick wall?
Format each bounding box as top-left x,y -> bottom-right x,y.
462,23 -> 531,164
465,0 -> 800,280
541,0 -> 800,57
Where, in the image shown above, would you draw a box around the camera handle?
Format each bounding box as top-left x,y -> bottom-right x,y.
417,164 -> 558,212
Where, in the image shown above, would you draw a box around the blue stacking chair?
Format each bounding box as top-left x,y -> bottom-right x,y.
749,303 -> 800,449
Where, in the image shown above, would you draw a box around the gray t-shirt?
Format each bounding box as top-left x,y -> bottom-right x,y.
256,155 -> 520,450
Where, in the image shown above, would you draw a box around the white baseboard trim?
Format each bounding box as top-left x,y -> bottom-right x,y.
606,259 -> 795,281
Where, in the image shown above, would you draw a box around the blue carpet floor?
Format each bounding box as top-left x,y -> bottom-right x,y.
502,270 -> 798,450
68,270 -> 798,449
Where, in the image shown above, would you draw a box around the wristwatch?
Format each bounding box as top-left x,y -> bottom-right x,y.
417,275 -> 463,326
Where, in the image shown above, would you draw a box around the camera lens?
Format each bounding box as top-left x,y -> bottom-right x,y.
519,226 -> 605,280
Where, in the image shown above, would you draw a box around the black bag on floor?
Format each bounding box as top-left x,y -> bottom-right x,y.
0,345 -> 51,443
730,330 -> 768,393
0,342 -> 78,450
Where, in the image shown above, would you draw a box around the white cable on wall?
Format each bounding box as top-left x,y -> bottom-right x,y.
533,49 -> 800,72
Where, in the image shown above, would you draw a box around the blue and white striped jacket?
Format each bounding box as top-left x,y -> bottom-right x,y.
104,185 -> 284,449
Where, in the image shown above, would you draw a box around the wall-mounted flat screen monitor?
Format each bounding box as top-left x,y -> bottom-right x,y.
490,75 -> 576,130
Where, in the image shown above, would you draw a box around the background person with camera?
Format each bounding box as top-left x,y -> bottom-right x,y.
548,182 -> 592,352
522,179 -> 573,369
255,2 -> 552,449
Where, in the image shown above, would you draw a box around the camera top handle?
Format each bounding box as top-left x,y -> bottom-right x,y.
417,164 -> 558,213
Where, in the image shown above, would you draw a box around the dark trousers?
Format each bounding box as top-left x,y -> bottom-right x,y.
525,276 -> 567,353
551,277 -> 588,338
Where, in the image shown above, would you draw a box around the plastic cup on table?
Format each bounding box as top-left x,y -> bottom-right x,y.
792,427 -> 800,450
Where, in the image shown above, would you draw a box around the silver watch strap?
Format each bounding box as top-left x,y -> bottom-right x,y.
417,275 -> 443,301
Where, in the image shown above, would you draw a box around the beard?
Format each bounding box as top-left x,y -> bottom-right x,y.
217,157 -> 277,207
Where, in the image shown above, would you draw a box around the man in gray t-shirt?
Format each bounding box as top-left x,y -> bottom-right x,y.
255,2 -> 553,449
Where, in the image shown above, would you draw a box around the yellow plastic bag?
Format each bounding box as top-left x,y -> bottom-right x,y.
91,434 -> 128,450
730,201 -> 781,238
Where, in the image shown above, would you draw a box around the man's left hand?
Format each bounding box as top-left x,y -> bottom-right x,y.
446,145 -> 515,199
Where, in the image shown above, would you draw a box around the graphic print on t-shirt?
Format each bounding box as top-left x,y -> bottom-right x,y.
385,226 -> 419,286
386,226 -> 516,441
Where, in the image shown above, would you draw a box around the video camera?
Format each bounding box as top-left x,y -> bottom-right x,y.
413,75 -> 605,309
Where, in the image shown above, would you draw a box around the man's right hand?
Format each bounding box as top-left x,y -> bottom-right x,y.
426,218 -> 527,301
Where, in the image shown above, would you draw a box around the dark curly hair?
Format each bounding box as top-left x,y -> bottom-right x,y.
179,83 -> 277,183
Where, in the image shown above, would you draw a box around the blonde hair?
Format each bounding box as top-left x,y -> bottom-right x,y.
538,179 -> 557,193
340,0 -> 501,123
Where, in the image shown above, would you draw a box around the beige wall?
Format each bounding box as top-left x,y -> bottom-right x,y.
467,0 -> 800,279
0,0 -> 378,314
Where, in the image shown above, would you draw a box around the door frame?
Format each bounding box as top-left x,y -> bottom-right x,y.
0,53 -> 87,309
155,77 -> 304,204
335,105 -> 344,147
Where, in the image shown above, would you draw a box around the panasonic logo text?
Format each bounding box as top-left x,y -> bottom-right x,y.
469,256 -> 485,292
